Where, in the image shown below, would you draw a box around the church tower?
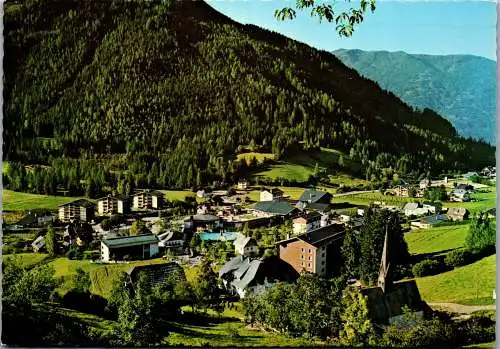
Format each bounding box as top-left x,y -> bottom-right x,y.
377,224 -> 392,293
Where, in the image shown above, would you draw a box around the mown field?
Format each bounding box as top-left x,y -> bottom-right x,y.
403,218 -> 496,306
405,223 -> 469,255
415,254 -> 496,305
2,189 -> 88,211
160,190 -> 196,202
4,252 -> 51,268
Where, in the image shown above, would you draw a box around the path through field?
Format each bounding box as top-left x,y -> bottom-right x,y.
428,302 -> 496,314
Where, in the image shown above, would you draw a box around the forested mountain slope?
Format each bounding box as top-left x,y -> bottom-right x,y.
334,49 -> 496,144
4,0 -> 494,192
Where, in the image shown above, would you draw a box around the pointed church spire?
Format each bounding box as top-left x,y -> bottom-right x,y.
378,223 -> 391,293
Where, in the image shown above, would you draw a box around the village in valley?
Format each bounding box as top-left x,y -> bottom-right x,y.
2,0 -> 497,347
3,160 -> 497,346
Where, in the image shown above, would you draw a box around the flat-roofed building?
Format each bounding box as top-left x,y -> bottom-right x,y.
101,234 -> 159,262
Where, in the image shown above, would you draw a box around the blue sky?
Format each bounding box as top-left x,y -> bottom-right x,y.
206,0 -> 496,60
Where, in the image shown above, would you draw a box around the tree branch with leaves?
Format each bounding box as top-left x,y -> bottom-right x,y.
275,0 -> 376,37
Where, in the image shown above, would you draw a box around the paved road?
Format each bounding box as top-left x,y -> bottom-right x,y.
428,302 -> 496,314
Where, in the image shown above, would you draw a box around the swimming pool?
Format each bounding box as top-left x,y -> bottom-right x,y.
199,232 -> 239,241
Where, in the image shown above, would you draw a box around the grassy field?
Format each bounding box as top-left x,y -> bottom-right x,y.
252,148 -> 367,186
445,186 -> 496,214
3,190 -> 88,212
236,152 -> 275,163
415,254 -> 496,305
4,252 -> 51,268
405,223 -> 469,255
160,190 -> 196,202
256,162 -> 313,182
331,191 -> 414,206
166,317 -> 317,347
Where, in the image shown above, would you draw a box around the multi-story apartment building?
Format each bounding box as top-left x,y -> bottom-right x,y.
132,190 -> 164,210
97,195 -> 130,215
277,223 -> 345,277
58,199 -> 95,223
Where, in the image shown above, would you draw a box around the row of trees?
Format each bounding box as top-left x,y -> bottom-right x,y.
342,208 -> 411,284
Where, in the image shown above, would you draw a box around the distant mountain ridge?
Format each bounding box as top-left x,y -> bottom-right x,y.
333,49 -> 496,144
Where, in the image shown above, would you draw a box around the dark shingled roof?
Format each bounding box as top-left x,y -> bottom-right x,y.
254,200 -> 297,215
414,214 -> 448,225
59,199 -> 94,208
127,262 -> 186,287
102,234 -> 159,248
297,189 -> 332,203
298,223 -> 345,246
276,223 -> 345,247
294,211 -> 322,221
219,255 -> 299,291
184,214 -> 219,222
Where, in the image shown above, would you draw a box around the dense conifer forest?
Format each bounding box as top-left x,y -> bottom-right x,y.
4,0 -> 494,195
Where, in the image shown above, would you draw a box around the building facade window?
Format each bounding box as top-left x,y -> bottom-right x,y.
309,249 -> 312,253
308,262 -> 311,267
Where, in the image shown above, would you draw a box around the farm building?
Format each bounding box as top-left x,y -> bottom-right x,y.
410,215 -> 448,229
446,207 -> 469,221
14,210 -> 53,228
296,189 -> 332,206
260,188 -> 284,202
101,234 -> 159,262
127,262 -> 186,287
233,234 -> 259,257
219,255 -> 299,299
58,199 -> 95,223
277,223 -> 346,277
449,189 -> 471,202
403,203 -> 436,217
97,195 -> 130,215
292,211 -> 323,235
132,190 -> 164,210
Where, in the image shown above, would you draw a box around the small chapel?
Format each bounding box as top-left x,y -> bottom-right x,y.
360,226 -> 431,326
